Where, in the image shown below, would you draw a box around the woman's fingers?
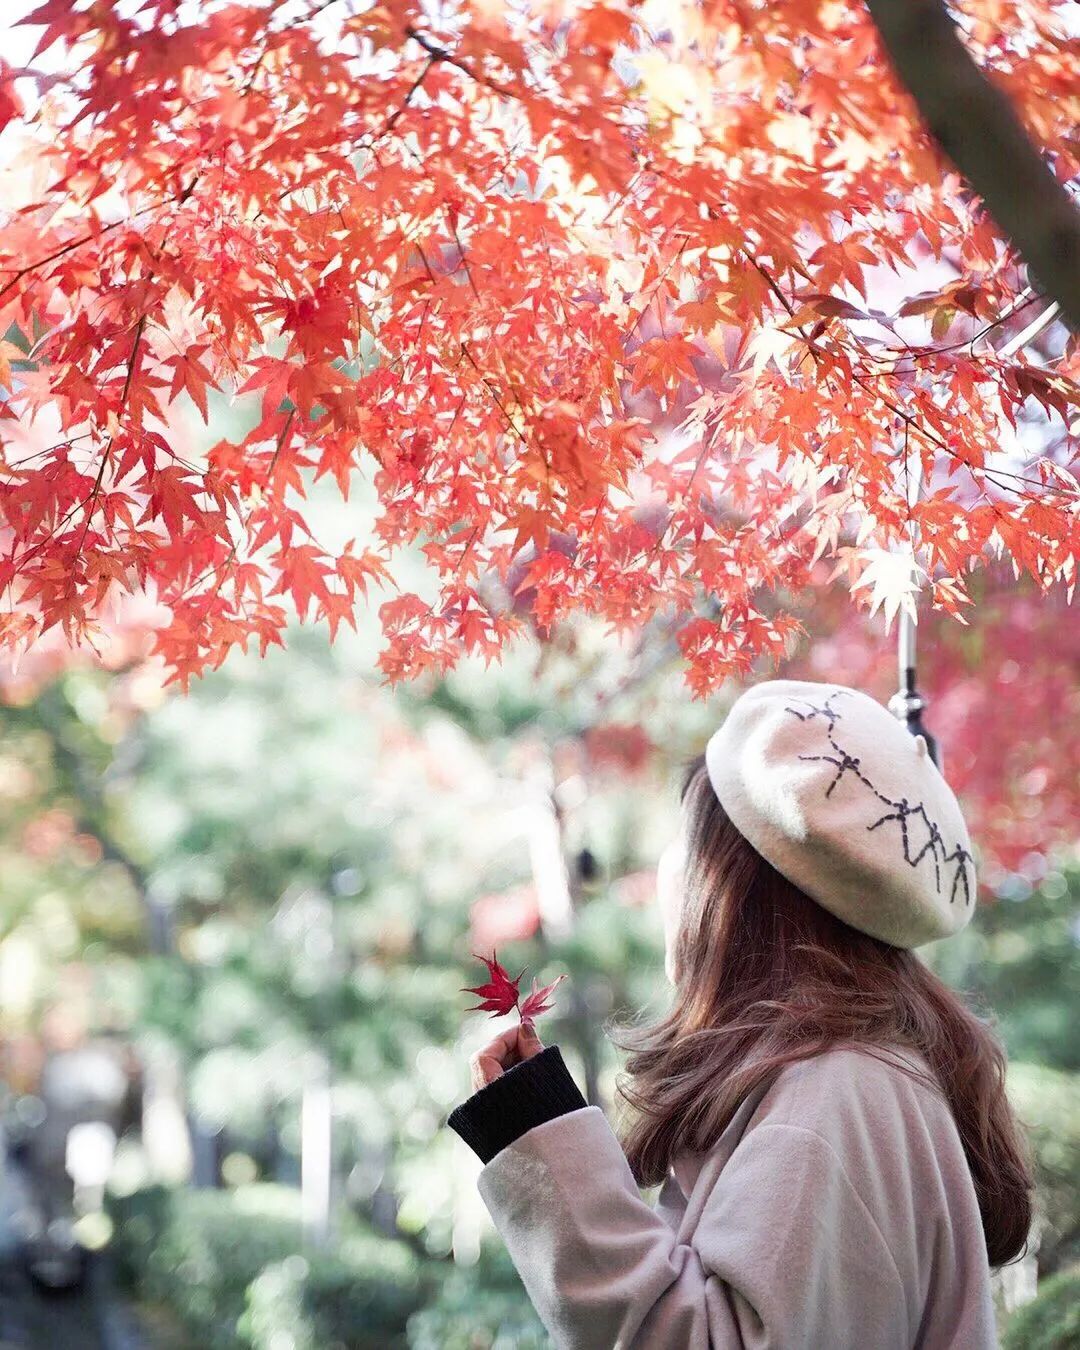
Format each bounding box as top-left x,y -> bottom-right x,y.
469,1043 -> 506,1092
469,1023 -> 545,1091
518,1021 -> 544,1058
469,1026 -> 519,1090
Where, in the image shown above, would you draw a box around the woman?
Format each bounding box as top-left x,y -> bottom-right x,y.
448,680 -> 1033,1349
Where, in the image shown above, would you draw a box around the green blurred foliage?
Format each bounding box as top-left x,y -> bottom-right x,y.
927,880 -> 1079,1071
108,1183 -> 427,1350
407,1244 -> 549,1349
1006,1065 -> 1080,1273
1002,1267 -> 1080,1350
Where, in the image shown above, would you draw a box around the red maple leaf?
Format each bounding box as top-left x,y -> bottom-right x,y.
463,952 -> 564,1025
462,952 -> 525,1017
518,975 -> 566,1027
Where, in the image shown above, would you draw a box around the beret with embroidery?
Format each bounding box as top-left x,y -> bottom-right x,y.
704,679 -> 976,948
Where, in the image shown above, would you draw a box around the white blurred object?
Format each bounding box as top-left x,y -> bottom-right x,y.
142,1046 -> 193,1184
64,1121 -> 116,1189
990,1223 -> 1040,1335
656,830 -> 688,984
41,1046 -> 126,1113
520,764 -> 575,940
301,1058 -> 332,1248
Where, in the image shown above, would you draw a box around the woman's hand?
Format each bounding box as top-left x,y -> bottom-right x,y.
469,1022 -> 544,1092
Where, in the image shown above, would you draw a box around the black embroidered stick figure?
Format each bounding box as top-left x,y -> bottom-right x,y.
783,691 -> 848,732
871,801 -> 944,892
798,747 -> 873,799
868,795 -> 919,855
783,691 -> 973,906
942,845 -> 974,906
788,691 -> 890,801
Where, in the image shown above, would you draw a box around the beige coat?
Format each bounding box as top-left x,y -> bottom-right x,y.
476,1046 -> 998,1348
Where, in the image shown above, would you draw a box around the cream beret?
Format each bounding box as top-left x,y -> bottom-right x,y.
705,680 -> 976,948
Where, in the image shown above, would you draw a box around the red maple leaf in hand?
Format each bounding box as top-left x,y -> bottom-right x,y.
519,975 -> 566,1027
463,953 -> 564,1024
462,952 -> 525,1017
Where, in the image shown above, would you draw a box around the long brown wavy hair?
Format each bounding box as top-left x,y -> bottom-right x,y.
616,754 -> 1033,1267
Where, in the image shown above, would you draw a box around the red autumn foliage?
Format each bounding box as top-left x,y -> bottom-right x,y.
785,569 -> 1079,884
0,0 -> 1074,700
470,885 -> 542,952
584,723 -> 655,776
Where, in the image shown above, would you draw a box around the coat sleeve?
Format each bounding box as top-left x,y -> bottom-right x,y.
475,1102 -> 909,1350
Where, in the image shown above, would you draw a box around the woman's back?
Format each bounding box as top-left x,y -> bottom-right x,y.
655,1045 -> 997,1348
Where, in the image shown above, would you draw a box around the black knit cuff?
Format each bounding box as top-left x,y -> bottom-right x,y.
447,1045 -> 588,1164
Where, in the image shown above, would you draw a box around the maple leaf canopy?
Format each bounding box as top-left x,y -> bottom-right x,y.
0,0 -> 1076,699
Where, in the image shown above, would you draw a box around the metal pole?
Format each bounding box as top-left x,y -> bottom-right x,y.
887,445 -> 942,770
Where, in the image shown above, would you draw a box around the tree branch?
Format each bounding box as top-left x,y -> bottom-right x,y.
864,0 -> 1080,331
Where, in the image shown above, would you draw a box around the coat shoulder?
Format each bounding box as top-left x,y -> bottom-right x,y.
754,1043 -> 952,1141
